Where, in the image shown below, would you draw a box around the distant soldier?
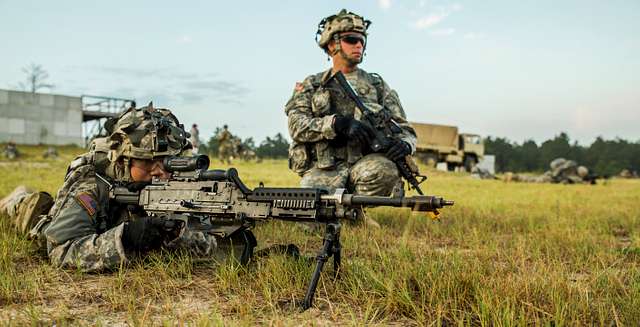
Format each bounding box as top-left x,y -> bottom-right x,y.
470,166 -> 498,180
217,125 -> 233,164
284,9 -> 417,228
3,142 -> 19,159
505,158 -> 593,184
189,124 -> 200,155
234,138 -> 257,162
43,146 -> 59,159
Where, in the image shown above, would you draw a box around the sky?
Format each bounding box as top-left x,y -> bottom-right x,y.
1,0 -> 638,145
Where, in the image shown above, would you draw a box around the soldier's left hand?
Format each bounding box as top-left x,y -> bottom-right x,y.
385,140 -> 411,161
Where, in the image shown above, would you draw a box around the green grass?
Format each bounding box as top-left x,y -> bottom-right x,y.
1,145 -> 639,325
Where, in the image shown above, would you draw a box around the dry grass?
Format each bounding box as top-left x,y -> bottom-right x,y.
1,145 -> 639,325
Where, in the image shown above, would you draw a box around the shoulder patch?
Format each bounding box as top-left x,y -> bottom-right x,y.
75,192 -> 98,216
368,72 -> 383,85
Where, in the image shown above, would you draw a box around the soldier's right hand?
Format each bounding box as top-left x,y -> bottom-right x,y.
333,116 -> 374,146
122,216 -> 171,251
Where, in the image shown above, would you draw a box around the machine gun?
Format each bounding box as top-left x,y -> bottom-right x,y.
107,155 -> 453,310
325,71 -> 427,194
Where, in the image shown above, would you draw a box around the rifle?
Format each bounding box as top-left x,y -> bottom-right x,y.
107,155 -> 453,310
325,71 -> 427,194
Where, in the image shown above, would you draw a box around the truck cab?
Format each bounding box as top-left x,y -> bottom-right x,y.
459,133 -> 484,171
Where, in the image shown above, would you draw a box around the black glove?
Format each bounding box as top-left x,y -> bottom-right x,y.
385,140 -> 411,161
333,116 -> 374,146
122,216 -> 183,251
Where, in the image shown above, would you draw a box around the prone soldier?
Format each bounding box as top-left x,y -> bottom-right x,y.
505,158 -> 595,184
284,9 -> 418,227
0,104 -> 253,271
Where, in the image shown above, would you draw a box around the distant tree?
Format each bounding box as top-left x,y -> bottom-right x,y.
517,139 -> 541,172
256,133 -> 289,158
539,132 -> 572,167
203,127 -> 224,156
19,63 -> 54,93
485,133 -> 640,175
484,136 -> 516,172
240,137 -> 255,151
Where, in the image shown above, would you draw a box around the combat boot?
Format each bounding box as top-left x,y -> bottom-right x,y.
15,192 -> 54,235
0,185 -> 31,216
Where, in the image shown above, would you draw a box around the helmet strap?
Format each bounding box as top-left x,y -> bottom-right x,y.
330,34 -> 341,56
122,157 -> 132,183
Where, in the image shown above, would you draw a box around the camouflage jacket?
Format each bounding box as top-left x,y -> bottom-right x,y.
285,68 -> 417,174
42,151 -> 217,272
218,130 -> 232,145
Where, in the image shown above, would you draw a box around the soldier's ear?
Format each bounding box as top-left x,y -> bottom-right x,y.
326,41 -> 335,53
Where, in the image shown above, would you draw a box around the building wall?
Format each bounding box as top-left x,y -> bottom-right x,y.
0,89 -> 83,145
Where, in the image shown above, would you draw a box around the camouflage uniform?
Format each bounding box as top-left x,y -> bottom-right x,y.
218,127 -> 233,164
0,105 -> 240,272
504,158 -> 590,184
285,10 -> 417,196
189,124 -> 200,155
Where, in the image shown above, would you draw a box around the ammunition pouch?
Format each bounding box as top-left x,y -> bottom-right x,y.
288,143 -> 311,175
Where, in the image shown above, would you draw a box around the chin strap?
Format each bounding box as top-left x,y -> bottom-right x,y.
330,34 -> 341,56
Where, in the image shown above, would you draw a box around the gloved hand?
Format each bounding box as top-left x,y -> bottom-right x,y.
122,216 -> 183,251
333,116 -> 374,146
385,140 -> 411,161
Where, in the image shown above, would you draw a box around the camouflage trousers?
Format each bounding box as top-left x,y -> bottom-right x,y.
218,144 -> 234,163
300,153 -> 400,196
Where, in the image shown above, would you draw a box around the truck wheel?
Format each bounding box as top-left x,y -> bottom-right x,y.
447,162 -> 457,171
464,156 -> 477,172
417,152 -> 438,167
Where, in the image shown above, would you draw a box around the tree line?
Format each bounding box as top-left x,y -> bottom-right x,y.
485,132 -> 640,176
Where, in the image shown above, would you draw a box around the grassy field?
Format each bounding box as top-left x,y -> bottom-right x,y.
1,145 -> 639,325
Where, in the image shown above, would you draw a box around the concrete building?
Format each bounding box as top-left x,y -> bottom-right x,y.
0,89 -> 83,145
0,89 -> 132,146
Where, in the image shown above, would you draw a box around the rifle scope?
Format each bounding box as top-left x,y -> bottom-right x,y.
163,155 -> 210,172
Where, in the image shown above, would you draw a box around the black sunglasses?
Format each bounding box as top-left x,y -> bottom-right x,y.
340,35 -> 366,46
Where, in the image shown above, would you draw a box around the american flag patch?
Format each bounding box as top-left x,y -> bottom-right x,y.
75,192 -> 97,216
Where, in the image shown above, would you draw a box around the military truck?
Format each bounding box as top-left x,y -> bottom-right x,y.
411,122 -> 484,171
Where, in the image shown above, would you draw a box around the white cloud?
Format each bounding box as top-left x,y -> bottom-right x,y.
464,32 -> 485,39
413,3 -> 463,30
414,14 -> 446,29
378,0 -> 392,10
430,28 -> 456,36
177,35 -> 193,44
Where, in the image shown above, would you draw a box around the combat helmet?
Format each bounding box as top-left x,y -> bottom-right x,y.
93,103 -> 191,181
316,9 -> 371,54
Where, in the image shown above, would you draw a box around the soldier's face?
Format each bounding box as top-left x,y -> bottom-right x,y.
130,158 -> 171,182
330,32 -> 365,65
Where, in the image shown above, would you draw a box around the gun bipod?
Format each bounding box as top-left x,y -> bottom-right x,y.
301,222 -> 342,310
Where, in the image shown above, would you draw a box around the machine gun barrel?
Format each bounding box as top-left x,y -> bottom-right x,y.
321,192 -> 453,211
348,195 -> 453,210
